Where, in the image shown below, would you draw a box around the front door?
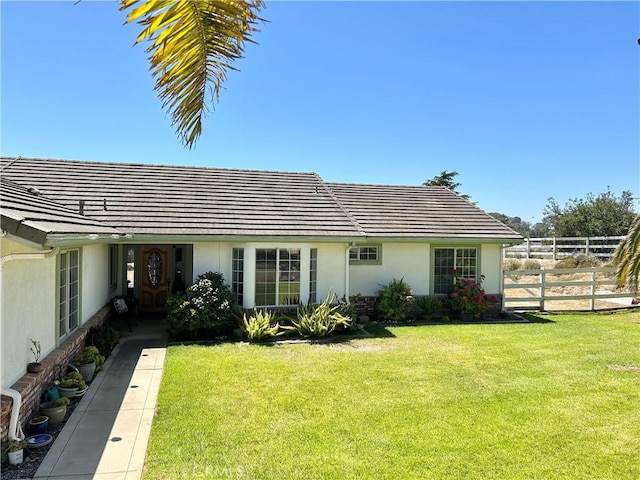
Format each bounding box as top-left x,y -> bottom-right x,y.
140,245 -> 171,313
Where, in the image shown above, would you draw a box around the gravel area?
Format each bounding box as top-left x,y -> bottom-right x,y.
1,397 -> 81,480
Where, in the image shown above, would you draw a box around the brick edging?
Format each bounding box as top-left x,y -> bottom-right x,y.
1,303 -> 112,442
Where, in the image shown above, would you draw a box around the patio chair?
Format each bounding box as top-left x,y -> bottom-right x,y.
111,296 -> 136,332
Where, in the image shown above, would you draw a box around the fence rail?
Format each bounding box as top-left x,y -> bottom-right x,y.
503,266 -> 635,311
504,236 -> 624,261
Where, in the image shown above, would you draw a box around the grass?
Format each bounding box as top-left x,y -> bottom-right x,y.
143,311 -> 640,479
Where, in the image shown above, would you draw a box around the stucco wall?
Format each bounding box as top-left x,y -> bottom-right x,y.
1,239 -> 57,387
480,243 -> 503,293
193,242 -> 232,280
349,243 -> 430,296
81,243 -> 112,323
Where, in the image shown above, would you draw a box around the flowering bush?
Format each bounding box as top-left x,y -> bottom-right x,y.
166,272 -> 238,339
447,270 -> 498,318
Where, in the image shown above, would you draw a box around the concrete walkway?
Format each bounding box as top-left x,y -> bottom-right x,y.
34,317 -> 168,480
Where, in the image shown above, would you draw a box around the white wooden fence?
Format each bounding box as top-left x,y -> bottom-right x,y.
504,236 -> 624,261
503,266 -> 636,311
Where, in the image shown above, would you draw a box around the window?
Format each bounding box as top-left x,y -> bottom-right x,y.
309,248 -> 317,304
232,248 -> 244,305
433,247 -> 477,294
109,245 -> 118,290
349,245 -> 381,264
255,248 -> 301,306
59,249 -> 80,338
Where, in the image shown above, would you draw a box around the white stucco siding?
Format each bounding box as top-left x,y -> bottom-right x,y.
193,243 -> 233,281
314,243 -> 348,301
479,244 -> 503,293
1,239 -> 57,387
349,243 -> 430,296
80,244 -> 111,323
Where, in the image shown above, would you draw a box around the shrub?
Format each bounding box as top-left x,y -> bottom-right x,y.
86,326 -> 119,359
242,310 -> 281,342
377,278 -> 414,323
447,270 -> 498,318
52,397 -> 70,407
60,371 -> 86,389
166,272 -> 239,340
523,259 -> 541,270
284,293 -> 352,338
74,346 -> 105,370
416,296 -> 442,319
503,258 -> 522,271
555,255 -> 601,269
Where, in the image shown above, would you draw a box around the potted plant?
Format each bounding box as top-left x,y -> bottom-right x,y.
7,439 -> 27,465
72,346 -> 104,382
29,415 -> 49,434
40,396 -> 70,425
57,371 -> 87,398
27,338 -> 43,373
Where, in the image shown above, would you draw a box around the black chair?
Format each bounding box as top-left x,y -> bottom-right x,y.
111,296 -> 136,332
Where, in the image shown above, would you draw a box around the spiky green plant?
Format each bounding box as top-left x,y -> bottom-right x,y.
242,310 -> 280,342
614,214 -> 640,291
284,293 -> 352,338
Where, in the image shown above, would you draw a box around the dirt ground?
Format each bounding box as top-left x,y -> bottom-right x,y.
503,259 -> 639,312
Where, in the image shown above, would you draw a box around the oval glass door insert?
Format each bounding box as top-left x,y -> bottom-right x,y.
147,250 -> 163,287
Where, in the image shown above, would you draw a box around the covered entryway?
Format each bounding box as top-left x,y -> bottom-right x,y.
125,244 -> 193,314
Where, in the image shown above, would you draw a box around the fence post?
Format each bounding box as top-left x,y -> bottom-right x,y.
552,237 -> 557,261
586,237 -> 590,256
589,269 -> 596,310
540,268 -> 545,311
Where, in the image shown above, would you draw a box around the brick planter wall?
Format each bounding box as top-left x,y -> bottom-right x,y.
351,294 -> 504,322
1,303 -> 112,442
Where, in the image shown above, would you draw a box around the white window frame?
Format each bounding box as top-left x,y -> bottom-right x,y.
432,247 -> 478,295
59,248 -> 81,339
255,248 -> 302,307
348,244 -> 382,265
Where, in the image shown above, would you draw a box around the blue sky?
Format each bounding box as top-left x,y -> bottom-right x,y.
2,1 -> 638,223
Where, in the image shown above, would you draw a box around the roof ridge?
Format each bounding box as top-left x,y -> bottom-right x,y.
0,156 -> 317,177
316,175 -> 366,236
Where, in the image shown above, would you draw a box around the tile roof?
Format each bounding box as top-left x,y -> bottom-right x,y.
328,182 -> 521,240
0,157 -> 360,238
0,157 -> 522,242
0,176 -> 120,244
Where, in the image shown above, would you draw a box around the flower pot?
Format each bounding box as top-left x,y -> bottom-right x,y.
8,448 -> 24,465
27,362 -> 44,373
459,311 -> 474,321
75,361 -> 96,383
40,403 -> 67,425
29,416 -> 49,434
57,386 -> 78,398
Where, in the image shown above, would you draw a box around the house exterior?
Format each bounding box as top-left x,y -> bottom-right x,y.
0,156 -> 522,436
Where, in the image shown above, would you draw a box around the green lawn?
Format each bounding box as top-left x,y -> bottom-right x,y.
143,312 -> 640,479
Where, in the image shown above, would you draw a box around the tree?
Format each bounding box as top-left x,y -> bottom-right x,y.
121,0 -> 265,148
423,170 -> 470,200
542,190 -> 636,237
614,214 -> 640,290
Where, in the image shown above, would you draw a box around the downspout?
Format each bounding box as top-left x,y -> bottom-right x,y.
345,244 -> 353,301
0,247 -> 58,267
0,248 -> 57,440
1,388 -> 24,441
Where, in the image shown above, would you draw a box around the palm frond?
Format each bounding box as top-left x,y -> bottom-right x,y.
613,214 -> 640,290
121,0 -> 264,148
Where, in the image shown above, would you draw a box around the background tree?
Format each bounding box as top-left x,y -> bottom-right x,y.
121,0 -> 265,148
487,213 -> 551,238
423,170 -> 470,200
614,214 -> 640,290
542,189 -> 636,237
